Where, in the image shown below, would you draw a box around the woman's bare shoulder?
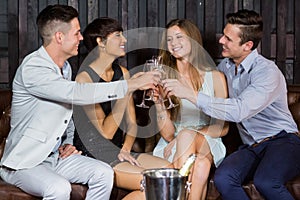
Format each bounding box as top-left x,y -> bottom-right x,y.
75,71 -> 93,83
120,65 -> 130,79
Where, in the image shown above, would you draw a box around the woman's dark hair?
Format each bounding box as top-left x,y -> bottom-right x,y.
226,9 -> 263,50
83,17 -> 123,51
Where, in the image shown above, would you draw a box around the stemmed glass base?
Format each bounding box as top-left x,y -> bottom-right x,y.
136,90 -> 149,108
166,97 -> 178,109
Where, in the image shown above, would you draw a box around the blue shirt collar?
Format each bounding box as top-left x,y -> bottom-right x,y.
226,49 -> 259,73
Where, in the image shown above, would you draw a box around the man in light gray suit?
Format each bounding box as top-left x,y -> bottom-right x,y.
0,4 -> 160,200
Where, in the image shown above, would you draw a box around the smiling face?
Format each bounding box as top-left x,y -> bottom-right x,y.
166,25 -> 191,60
219,23 -> 252,65
104,31 -> 127,58
60,18 -> 83,58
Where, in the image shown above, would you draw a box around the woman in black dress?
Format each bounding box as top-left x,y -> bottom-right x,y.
73,17 -> 171,200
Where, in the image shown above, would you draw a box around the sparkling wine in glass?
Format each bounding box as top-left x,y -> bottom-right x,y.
160,64 -> 179,109
144,59 -> 156,101
136,61 -> 152,108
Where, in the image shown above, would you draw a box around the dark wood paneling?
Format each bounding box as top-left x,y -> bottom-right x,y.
0,0 -> 8,57
277,0 -> 287,75
48,0 -> 59,5
127,0 -> 138,29
197,0 -> 204,34
7,0 -> 18,84
38,0 -> 48,48
253,0 -> 260,11
98,0 -> 107,17
88,0 -> 98,23
242,0 -> 252,9
138,0 -> 146,27
108,0 -> 118,20
216,0 -> 223,32
78,1 -> 88,29
185,0 -> 197,23
158,0 -> 166,27
0,57 -> 8,83
261,0 -> 273,58
27,0 -> 39,54
166,0 -> 177,23
1,0 -> 300,84
223,0 -> 236,22
295,0 -> 300,84
121,0 -> 128,31
148,0 -> 159,27
19,0 -> 28,60
177,0 -> 185,19
204,0 -> 217,58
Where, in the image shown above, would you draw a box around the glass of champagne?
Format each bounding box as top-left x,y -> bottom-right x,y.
136,61 -> 153,108
159,64 -> 179,109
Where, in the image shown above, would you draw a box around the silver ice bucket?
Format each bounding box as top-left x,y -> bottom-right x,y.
140,168 -> 190,200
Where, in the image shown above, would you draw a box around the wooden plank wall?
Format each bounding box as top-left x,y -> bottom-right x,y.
0,0 -> 299,85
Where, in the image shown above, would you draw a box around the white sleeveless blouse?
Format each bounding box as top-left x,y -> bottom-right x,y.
153,71 -> 226,167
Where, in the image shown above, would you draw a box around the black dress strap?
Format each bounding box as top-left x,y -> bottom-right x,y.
82,63 -> 124,83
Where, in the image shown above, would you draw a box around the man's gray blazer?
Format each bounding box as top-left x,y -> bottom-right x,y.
1,46 -> 128,170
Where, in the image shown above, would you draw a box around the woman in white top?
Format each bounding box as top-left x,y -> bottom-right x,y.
153,19 -> 229,200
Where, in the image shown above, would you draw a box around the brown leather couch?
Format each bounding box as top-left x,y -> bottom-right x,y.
1,86 -> 300,200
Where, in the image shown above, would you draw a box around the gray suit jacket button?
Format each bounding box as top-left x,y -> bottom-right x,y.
108,95 -> 117,98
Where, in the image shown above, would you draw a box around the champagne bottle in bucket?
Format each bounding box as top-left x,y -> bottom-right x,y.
179,154 -> 197,176
141,166 -> 194,200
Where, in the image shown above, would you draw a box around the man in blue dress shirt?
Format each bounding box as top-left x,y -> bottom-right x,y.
162,9 -> 300,200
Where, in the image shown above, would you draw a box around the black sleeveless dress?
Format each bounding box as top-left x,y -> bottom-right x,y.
73,63 -> 138,166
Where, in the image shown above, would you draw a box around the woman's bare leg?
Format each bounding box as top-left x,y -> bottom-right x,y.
189,156 -> 212,200
190,133 -> 213,200
113,162 -> 144,190
122,190 -> 145,200
113,153 -> 172,190
137,153 -> 173,169
172,129 -> 197,168
172,130 -> 213,200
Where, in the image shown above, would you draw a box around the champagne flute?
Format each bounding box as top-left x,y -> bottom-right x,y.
148,56 -> 167,105
144,56 -> 162,102
136,61 -> 152,108
144,59 -> 156,101
160,64 -> 178,109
